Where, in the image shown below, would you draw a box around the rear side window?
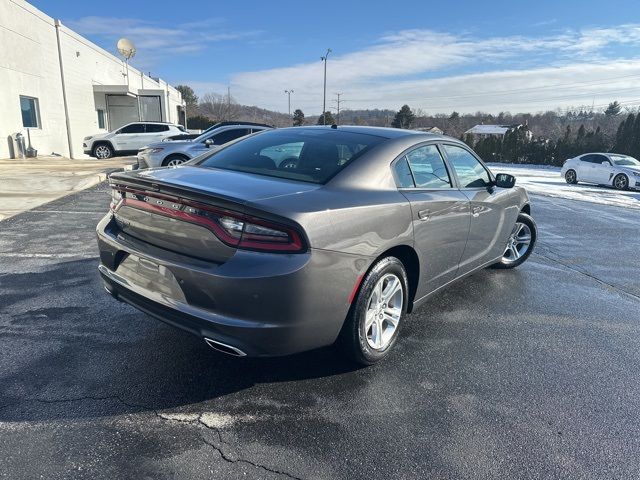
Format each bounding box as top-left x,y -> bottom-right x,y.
405,145 -> 452,188
393,157 -> 415,188
443,144 -> 491,188
197,129 -> 385,184
146,124 -> 169,132
119,123 -> 145,134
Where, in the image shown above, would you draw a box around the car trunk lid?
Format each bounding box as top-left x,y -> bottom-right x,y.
109,166 -> 314,262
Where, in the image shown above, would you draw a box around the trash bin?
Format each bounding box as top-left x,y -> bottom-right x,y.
13,133 -> 26,159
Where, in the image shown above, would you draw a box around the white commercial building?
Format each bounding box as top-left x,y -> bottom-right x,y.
0,0 -> 185,159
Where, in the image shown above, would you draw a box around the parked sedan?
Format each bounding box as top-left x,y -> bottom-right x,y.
97,126 -> 536,364
163,121 -> 273,141
136,123 -> 271,168
561,153 -> 640,190
83,122 -> 185,159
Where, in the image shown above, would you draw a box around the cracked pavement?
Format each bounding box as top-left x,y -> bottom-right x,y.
1,184 -> 640,479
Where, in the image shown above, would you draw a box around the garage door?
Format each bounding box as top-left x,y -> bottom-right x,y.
107,95 -> 139,130
139,96 -> 162,122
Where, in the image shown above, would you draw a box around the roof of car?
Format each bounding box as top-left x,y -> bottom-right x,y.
277,125 -> 447,140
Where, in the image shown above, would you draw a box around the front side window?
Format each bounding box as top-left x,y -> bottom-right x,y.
119,123 -> 145,134
405,145 -> 452,188
443,144 -> 491,188
20,96 -> 40,128
197,129 -> 385,184
211,129 -> 250,145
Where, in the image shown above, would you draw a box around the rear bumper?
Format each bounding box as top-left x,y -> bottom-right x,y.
96,213 -> 365,356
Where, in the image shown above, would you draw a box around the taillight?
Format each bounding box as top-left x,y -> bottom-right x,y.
110,185 -> 305,253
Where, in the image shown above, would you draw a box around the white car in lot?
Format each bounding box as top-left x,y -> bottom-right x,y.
83,122 -> 185,159
561,153 -> 640,190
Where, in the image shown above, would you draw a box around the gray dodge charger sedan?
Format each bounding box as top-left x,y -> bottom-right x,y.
97,126 -> 536,364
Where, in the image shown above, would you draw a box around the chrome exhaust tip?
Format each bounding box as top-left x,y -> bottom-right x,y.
204,338 -> 247,357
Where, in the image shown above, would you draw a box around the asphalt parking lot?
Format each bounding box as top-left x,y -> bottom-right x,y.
1,184 -> 639,479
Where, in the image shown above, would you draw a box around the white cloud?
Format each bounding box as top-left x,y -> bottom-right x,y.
188,24 -> 640,114
65,16 -> 261,68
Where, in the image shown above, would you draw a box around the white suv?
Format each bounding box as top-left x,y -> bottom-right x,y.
83,122 -> 185,159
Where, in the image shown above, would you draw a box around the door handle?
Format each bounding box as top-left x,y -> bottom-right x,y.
471,206 -> 482,217
418,209 -> 430,221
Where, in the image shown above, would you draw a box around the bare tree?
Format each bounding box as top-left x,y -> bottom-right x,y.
199,92 -> 241,122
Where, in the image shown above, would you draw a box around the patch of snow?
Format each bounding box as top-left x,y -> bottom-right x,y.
487,163 -> 640,210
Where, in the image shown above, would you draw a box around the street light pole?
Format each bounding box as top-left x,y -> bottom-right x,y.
320,48 -> 332,125
284,89 -> 294,125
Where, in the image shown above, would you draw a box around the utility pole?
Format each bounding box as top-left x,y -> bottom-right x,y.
285,90 -> 294,125
226,85 -> 231,121
320,48 -> 332,125
333,93 -> 344,126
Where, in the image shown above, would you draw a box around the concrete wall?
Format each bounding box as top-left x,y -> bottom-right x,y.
0,0 -> 183,159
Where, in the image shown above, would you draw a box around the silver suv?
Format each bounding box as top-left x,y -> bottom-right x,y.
136,122 -> 272,168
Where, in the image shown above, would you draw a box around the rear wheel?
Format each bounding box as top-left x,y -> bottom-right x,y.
565,169 -> 577,184
491,212 -> 537,269
163,155 -> 188,167
338,257 -> 408,365
613,173 -> 629,190
93,143 -> 114,159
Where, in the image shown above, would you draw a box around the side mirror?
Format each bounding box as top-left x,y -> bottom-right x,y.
601,161 -> 609,166
494,173 -> 516,188
204,138 -> 214,148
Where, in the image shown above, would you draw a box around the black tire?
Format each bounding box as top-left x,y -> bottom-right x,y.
338,256 -> 409,365
162,155 -> 189,167
491,212 -> 537,269
613,173 -> 629,191
92,142 -> 114,159
565,169 -> 577,184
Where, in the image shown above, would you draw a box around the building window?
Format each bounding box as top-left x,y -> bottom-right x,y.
97,109 -> 106,129
20,96 -> 40,128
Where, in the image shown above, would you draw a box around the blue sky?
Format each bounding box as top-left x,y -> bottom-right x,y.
31,0 -> 640,114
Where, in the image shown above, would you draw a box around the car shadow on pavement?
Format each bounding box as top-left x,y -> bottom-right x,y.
0,258 -> 365,422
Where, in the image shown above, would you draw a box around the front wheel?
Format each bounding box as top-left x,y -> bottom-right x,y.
93,143 -> 114,159
565,169 -> 577,184
613,173 -> 629,190
163,155 -> 188,167
338,257 -> 408,365
491,212 -> 537,269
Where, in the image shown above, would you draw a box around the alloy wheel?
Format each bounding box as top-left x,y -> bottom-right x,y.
94,145 -> 111,159
565,170 -> 576,184
166,158 -> 186,167
502,222 -> 532,264
614,174 -> 628,190
365,273 -> 403,350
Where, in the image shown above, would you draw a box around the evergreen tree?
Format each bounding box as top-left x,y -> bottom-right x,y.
317,111 -> 335,125
175,85 -> 199,118
293,109 -> 305,126
604,101 -> 622,117
391,105 -> 415,129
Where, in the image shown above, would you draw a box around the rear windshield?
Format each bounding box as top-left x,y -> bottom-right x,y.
195,129 -> 385,184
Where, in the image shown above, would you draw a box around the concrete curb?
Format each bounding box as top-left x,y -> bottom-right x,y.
0,162 -> 134,222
